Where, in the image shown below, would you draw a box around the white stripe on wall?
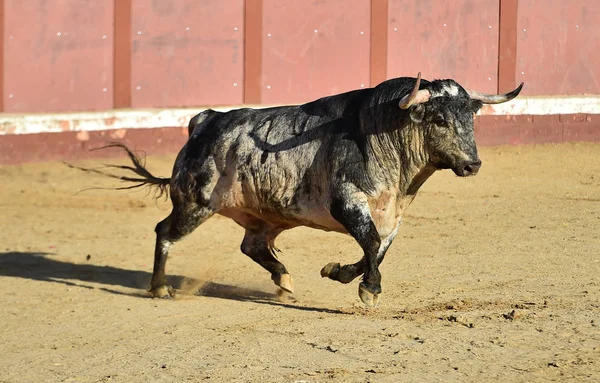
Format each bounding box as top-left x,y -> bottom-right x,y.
2,96 -> 600,135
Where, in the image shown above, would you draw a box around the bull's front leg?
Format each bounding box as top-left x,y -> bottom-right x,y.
321,218 -> 401,286
324,188 -> 385,307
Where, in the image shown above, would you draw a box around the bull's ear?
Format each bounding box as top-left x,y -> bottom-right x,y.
409,104 -> 425,123
470,99 -> 483,113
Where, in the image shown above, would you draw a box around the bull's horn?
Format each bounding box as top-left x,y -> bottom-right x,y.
399,72 -> 431,109
466,82 -> 524,104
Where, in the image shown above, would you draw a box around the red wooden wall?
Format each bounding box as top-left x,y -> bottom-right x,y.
516,0 -> 600,95
387,0 -> 500,94
4,0 -> 114,113
130,0 -> 245,108
260,0 -> 371,104
1,0 -> 599,113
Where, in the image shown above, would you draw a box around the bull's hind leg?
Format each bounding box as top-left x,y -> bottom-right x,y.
150,205 -> 215,298
240,228 -> 294,294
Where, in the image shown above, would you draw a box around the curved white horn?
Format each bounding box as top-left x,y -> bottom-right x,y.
399,72 -> 431,109
466,83 -> 524,104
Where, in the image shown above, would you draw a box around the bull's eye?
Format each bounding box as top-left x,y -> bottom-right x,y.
432,115 -> 445,126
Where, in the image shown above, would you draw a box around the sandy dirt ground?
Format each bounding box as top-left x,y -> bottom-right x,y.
1,142 -> 599,382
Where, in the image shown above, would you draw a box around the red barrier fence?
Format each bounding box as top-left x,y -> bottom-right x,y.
1,0 -> 599,113
1,0 -> 599,164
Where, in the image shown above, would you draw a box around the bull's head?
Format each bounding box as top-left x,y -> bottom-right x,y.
398,73 -> 523,177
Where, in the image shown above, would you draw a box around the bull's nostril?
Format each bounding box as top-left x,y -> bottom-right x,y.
464,160 -> 482,175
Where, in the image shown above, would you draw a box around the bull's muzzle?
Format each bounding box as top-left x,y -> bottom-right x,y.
454,159 -> 482,177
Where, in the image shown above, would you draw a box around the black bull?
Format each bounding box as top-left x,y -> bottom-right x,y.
70,73 -> 523,307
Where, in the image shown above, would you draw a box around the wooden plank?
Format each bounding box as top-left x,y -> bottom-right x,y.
498,0 -> 518,93
114,0 -> 132,108
370,0 -> 388,86
244,0 -> 263,104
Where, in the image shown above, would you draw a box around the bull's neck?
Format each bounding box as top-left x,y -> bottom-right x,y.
362,119 -> 434,195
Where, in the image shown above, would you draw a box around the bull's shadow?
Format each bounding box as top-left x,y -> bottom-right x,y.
0,252 -> 344,314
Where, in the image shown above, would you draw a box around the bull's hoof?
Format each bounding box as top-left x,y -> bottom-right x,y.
358,283 -> 381,308
273,273 -> 295,294
320,262 -> 340,279
277,287 -> 298,303
150,285 -> 175,299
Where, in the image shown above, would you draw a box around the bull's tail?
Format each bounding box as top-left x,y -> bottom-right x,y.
65,142 -> 171,199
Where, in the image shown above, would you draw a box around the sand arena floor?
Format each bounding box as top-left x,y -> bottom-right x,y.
1,142 -> 599,382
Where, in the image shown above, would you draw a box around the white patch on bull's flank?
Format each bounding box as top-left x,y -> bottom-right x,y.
442,84 -> 459,96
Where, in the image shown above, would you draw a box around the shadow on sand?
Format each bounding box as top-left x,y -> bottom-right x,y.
0,252 -> 345,314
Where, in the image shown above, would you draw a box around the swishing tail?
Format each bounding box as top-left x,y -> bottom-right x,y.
64,142 -> 171,199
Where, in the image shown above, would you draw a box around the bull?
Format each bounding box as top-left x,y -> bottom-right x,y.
73,73 -> 523,307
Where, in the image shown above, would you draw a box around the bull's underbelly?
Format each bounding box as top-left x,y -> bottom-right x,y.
216,187 -> 410,238
218,206 -> 347,234
213,164 -> 347,232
